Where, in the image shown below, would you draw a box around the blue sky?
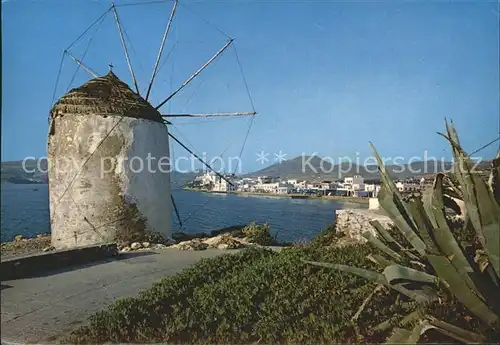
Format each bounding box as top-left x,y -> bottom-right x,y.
2,0 -> 499,173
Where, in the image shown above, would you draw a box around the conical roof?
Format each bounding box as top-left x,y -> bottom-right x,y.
50,71 -> 163,123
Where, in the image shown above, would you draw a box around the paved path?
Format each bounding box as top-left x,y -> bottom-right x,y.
1,248 -> 233,344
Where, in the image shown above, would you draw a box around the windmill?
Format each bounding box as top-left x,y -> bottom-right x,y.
47,0 -> 256,249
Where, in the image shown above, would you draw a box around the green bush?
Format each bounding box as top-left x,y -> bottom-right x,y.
242,221 -> 273,246
66,245 -> 381,344
310,222 -> 340,248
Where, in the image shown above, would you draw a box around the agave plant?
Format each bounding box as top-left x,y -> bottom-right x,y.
305,120 -> 499,343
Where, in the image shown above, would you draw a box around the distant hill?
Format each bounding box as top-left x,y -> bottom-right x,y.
170,171 -> 199,190
1,159 -> 48,184
2,155 -> 492,185
244,155 -> 491,181
0,159 -> 199,187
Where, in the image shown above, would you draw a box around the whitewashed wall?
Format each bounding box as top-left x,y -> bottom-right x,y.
47,115 -> 172,249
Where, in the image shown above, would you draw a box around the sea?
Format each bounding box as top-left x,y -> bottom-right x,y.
0,184 -> 366,243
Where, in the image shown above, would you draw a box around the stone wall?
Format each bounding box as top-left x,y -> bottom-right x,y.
335,208 -> 393,243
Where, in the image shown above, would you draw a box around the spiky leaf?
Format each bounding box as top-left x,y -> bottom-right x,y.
426,254 -> 499,326
382,264 -> 437,286
384,327 -> 412,344
426,173 -> 481,295
362,231 -> 402,262
377,184 -> 427,256
303,261 -> 436,303
440,120 -> 500,277
367,253 -> 395,267
428,317 -> 485,344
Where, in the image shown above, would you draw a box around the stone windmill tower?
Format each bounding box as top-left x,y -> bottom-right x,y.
47,1 -> 256,249
48,72 -> 172,249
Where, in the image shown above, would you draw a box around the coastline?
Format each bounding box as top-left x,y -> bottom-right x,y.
183,187 -> 369,205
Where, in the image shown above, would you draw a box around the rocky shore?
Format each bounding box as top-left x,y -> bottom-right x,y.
1,223 -> 288,259
117,223 -> 287,252
117,234 -> 251,253
1,210 -> 386,259
1,233 -> 54,259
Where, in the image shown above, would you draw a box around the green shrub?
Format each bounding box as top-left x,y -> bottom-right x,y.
310,222 -> 340,248
66,244 -> 381,344
242,221 -> 273,246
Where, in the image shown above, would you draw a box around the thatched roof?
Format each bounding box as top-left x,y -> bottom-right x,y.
50,71 -> 163,123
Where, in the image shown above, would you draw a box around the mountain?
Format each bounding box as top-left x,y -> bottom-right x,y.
245,155 -> 371,179
0,160 -> 199,186
170,171 -> 199,190
1,160 -> 48,184
3,155 -> 492,185
245,155 -> 491,181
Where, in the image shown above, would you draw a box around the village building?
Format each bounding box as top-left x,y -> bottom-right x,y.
364,183 -> 382,197
213,176 -> 236,193
395,181 -> 421,193
343,175 -> 365,191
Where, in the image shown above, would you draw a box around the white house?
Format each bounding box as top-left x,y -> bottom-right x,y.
253,182 -> 274,193
364,183 -> 382,197
257,176 -> 279,184
294,180 -> 310,191
253,182 -> 293,194
237,178 -> 256,192
199,171 -> 218,187
344,175 -> 365,191
395,181 -> 420,193
213,176 -> 236,193
320,181 -> 334,190
277,182 -> 293,194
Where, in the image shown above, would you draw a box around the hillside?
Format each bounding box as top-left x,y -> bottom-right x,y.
245,155 -> 490,180
2,155 -> 492,185
1,160 -> 48,184
245,156 -> 376,180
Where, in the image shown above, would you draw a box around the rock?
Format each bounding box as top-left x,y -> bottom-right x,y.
170,234 -> 247,251
130,242 -> 142,250
204,234 -> 245,249
42,246 -> 55,252
152,243 -> 167,250
172,239 -> 208,251
238,237 -> 250,245
216,241 -> 244,250
120,246 -> 131,252
333,237 -> 362,248
36,234 -> 45,238
14,235 -> 23,241
118,241 -> 130,250
203,235 -> 224,246
334,209 -> 393,244
142,242 -> 151,248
